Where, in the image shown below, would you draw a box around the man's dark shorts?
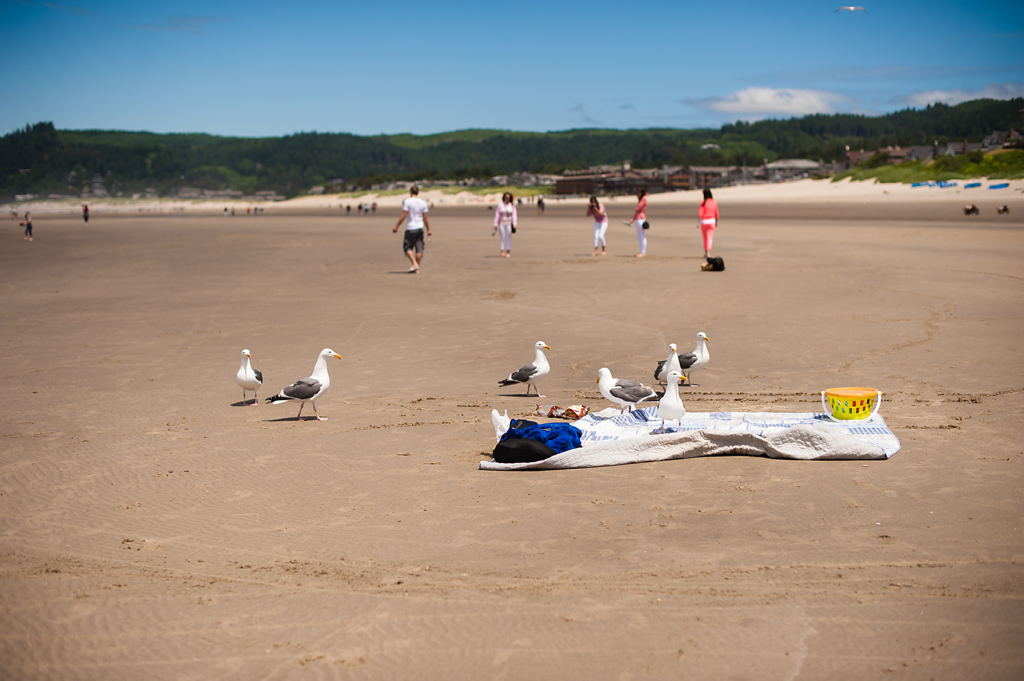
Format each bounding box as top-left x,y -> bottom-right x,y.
403,229 -> 425,254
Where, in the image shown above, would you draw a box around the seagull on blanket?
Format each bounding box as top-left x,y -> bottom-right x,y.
597,367 -> 657,413
266,348 -> 342,421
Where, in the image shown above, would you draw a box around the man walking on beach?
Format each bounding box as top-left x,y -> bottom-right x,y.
392,186 -> 431,273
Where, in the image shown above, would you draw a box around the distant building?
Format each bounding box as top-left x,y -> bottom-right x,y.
941,141 -> 984,157
554,162 -> 665,195
764,159 -> 821,182
308,186 -> 325,195
177,187 -> 203,199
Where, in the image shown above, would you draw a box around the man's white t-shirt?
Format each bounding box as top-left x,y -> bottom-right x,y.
402,197 -> 428,230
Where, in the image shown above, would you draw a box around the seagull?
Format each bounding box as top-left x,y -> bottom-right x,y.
265,348 -> 342,421
654,343 -> 681,385
835,5 -> 867,12
656,371 -> 686,432
498,341 -> 551,397
597,368 -> 658,413
235,349 -> 263,406
678,332 -> 710,387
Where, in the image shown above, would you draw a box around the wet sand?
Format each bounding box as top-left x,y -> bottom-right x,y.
1,200 -> 1022,679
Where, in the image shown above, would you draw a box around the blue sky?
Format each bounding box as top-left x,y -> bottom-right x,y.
1,0 -> 1022,137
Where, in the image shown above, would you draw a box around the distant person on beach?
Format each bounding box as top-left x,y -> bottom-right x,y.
371,202 -> 377,214
357,203 -> 363,214
22,212 -> 33,241
346,205 -> 351,214
537,197 -> 545,213
494,192 -> 517,258
392,185 -> 431,273
223,207 -> 228,217
587,195 -> 609,256
698,188 -> 719,258
82,204 -> 89,223
10,207 -> 18,220
627,188 -> 648,257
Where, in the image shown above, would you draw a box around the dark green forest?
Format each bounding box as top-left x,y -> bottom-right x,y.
3,98 -> 1022,200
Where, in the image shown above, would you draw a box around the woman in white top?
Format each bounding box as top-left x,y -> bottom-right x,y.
586,195 -> 609,256
493,192 -> 517,258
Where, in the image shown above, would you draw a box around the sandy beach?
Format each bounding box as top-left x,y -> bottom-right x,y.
1,193 -> 1022,679
10,176 -> 1024,217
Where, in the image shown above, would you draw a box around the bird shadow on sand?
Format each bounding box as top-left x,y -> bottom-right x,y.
388,270 -> 421,275
230,399 -> 260,407
498,392 -> 544,398
262,416 -> 325,422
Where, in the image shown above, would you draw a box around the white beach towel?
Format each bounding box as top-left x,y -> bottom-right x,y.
480,407 -> 900,471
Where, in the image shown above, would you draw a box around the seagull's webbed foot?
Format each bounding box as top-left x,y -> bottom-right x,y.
313,404 -> 328,421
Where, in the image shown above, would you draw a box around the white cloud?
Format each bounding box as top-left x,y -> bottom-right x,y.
902,82 -> 1024,107
687,87 -> 851,117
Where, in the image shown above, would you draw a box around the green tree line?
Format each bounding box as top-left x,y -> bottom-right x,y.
3,98 -> 1021,200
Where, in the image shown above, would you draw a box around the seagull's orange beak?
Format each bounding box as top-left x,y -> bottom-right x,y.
333,354 -> 342,360
595,378 -> 600,384
543,344 -> 551,349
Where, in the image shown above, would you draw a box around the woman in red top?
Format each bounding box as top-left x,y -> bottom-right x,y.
697,188 -> 719,258
627,188 -> 648,257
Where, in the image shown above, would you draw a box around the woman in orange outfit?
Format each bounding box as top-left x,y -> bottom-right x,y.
697,188 -> 719,258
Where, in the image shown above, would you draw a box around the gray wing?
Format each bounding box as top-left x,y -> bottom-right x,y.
677,352 -> 698,369
253,369 -> 263,384
610,379 -> 656,403
283,378 -> 321,400
509,364 -> 538,383
654,360 -> 667,380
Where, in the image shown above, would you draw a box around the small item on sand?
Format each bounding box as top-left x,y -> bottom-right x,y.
535,404 -> 591,419
964,204 -> 979,215
702,257 -> 725,271
997,205 -> 1010,214
821,387 -> 881,422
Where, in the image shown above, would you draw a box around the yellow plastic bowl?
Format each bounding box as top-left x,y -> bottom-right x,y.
821,387 -> 881,421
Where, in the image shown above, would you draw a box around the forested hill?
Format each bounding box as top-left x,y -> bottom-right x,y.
3,98 -> 1021,200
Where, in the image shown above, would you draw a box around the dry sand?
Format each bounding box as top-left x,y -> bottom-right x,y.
1,196 -> 1022,679
11,176 -> 1024,216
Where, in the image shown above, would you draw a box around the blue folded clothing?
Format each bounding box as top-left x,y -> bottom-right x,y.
500,421 -> 583,454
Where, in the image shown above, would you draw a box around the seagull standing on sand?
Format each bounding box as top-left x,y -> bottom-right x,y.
656,371 -> 686,432
266,348 -> 342,421
597,368 -> 658,413
835,6 -> 867,12
654,343 -> 682,385
498,341 -> 551,397
235,349 -> 263,406
678,332 -> 710,386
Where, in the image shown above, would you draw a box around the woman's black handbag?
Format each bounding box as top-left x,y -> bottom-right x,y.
642,219 -> 650,230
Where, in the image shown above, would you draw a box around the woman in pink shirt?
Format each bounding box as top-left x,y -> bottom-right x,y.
493,192 -> 517,258
627,188 -> 648,257
697,188 -> 719,257
586,195 -> 609,256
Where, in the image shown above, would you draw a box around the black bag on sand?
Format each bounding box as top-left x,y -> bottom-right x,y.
702,256 -> 725,271
492,437 -> 557,464
492,418 -> 557,464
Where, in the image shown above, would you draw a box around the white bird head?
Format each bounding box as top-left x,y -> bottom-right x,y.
535,341 -> 551,350
697,332 -> 709,343
669,343 -> 677,352
597,367 -> 612,384
321,348 -> 343,360
241,349 -> 252,358
667,371 -> 683,384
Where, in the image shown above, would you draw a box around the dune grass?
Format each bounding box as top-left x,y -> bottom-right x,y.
833,149 -> 1024,183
